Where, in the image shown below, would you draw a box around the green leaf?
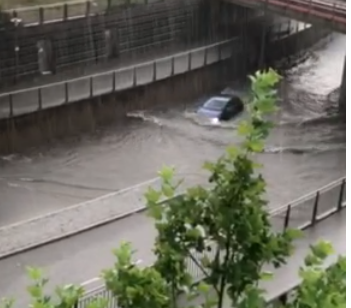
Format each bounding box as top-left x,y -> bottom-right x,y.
260,271 -> 274,281
238,121 -> 254,136
145,187 -> 162,204
26,267 -> 43,281
158,165 -> 175,182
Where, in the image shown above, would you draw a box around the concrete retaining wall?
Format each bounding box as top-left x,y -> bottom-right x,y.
0,1 -> 253,87
0,59 -> 233,154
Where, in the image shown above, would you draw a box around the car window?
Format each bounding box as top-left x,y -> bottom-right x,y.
203,97 -> 230,111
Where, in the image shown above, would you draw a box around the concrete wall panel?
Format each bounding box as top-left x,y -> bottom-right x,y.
114,68 -> 134,91
205,45 -> 220,64
68,78 -> 91,102
156,57 -> 172,80
135,62 -> 154,86
41,83 -> 66,109
173,53 -> 189,74
12,89 -> 40,116
190,49 -> 205,70
93,72 -> 114,96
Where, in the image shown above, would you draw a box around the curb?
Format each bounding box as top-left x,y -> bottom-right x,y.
0,205 -> 148,261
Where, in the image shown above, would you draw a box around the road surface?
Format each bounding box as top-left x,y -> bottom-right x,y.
0,209 -> 346,307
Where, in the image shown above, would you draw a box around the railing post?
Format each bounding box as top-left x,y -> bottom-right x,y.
170,56 -> 175,76
89,77 -> 93,97
153,61 -> 157,82
188,52 -> 192,71
278,293 -> 288,305
39,7 -> 44,25
65,82 -> 69,103
63,3 -> 68,21
204,47 -> 208,65
284,204 -> 291,230
111,71 -> 116,93
133,66 -> 137,87
9,93 -> 14,118
337,179 -> 345,211
38,87 -> 43,110
311,191 -> 320,225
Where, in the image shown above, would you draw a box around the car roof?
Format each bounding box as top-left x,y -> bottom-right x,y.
220,87 -> 248,99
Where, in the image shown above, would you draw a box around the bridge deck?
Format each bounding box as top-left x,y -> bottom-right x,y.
0,208 -> 345,308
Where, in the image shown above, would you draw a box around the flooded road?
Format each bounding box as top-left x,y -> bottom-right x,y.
0,33 -> 345,227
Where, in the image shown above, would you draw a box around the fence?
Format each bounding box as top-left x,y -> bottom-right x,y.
0,38 -> 236,120
76,177 -> 346,307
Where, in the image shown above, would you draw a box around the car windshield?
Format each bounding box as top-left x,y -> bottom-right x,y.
203,97 -> 230,111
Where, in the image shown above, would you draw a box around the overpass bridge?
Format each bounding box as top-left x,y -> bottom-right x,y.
224,0 -> 346,33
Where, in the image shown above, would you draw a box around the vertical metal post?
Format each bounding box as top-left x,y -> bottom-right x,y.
63,3 -> 68,21
170,57 -> 175,76
133,67 -> 137,87
153,61 -> 157,82
284,205 -> 291,230
311,191 -> 320,225
188,52 -> 192,71
86,0 -> 91,17
278,293 -> 288,305
337,179 -> 345,211
64,82 -> 69,103
38,88 -> 43,110
204,47 -> 208,66
112,71 -> 116,93
9,94 -> 14,118
89,77 -> 93,97
39,7 -> 44,25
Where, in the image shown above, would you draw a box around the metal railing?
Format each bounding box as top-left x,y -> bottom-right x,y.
0,39 -> 236,120
229,0 -> 346,33
3,0 -> 164,25
75,177 -> 346,307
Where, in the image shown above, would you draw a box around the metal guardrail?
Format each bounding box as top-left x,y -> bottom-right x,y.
75,177 -> 346,307
230,0 -> 346,33
4,0 -> 161,25
0,39 -> 235,120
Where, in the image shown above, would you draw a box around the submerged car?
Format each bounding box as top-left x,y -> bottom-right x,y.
197,93 -> 244,121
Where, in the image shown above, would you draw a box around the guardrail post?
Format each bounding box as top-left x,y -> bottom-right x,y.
170,57 -> 175,76
39,7 -> 44,25
284,204 -> 291,230
133,67 -> 137,87
63,3 -> 68,21
337,179 -> 345,211
278,293 -> 288,305
153,61 -> 157,82
86,0 -> 91,17
204,47 -> 208,65
311,191 -> 320,225
111,71 -> 116,93
38,88 -> 43,110
64,82 -> 69,103
89,77 -> 93,97
188,52 -> 192,71
9,94 -> 14,118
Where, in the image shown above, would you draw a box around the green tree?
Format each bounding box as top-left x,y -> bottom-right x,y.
281,241 -> 346,308
102,242 -> 171,308
0,267 -> 107,308
144,69 -> 301,308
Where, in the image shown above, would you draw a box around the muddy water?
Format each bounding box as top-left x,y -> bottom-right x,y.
0,33 -> 345,227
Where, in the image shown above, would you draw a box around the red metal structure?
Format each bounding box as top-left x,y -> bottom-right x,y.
224,0 -> 346,33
